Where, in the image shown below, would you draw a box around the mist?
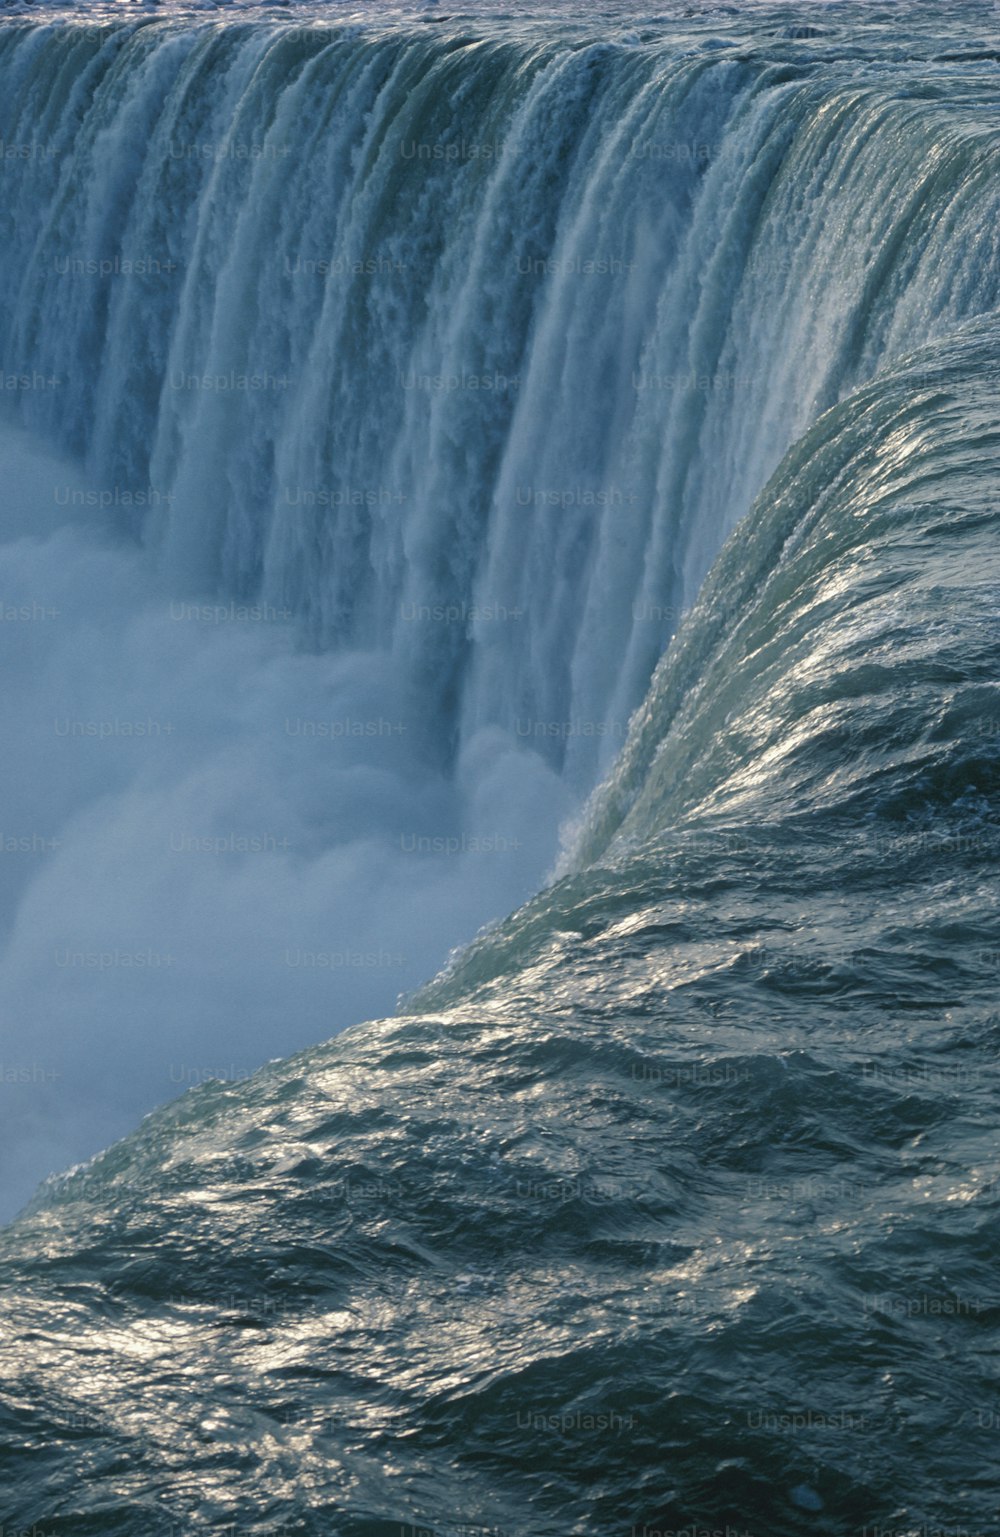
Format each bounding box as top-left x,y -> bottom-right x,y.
0,424 -> 574,1221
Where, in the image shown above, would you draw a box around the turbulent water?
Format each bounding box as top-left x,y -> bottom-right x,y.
1,2 -> 999,1532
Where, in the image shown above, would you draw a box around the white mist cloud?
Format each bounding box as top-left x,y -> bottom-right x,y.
0,425 -> 574,1221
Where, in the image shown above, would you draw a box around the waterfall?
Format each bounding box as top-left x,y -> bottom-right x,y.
1,20 -> 997,791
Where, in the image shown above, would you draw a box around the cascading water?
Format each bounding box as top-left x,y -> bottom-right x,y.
2,18 -> 999,777
0,6 -> 999,1529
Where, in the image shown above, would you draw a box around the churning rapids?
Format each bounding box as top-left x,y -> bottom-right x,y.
0,3 -> 999,1533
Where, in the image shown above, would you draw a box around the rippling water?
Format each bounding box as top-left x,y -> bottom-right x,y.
1,2 -> 999,1533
